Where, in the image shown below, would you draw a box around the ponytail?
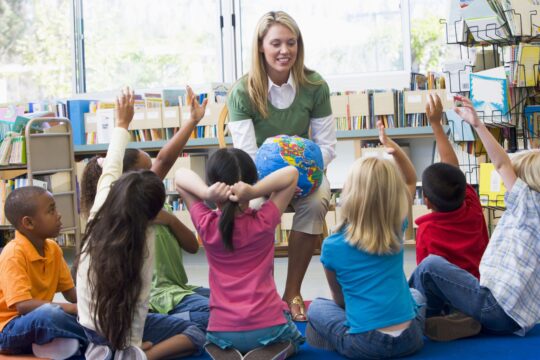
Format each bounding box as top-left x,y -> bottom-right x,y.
219,201 -> 239,251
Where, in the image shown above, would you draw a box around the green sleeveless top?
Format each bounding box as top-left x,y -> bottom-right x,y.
227,71 -> 332,146
149,205 -> 199,314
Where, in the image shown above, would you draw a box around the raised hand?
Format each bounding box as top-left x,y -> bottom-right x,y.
187,85 -> 208,124
426,94 -> 443,126
229,181 -> 254,203
377,120 -> 396,155
206,182 -> 231,204
116,87 -> 135,129
453,95 -> 482,128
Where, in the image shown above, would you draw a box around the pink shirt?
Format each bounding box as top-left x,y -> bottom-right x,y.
190,200 -> 288,331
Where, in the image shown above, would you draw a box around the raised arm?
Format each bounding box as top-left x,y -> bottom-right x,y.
427,94 -> 459,167
454,95 -> 517,191
153,210 -> 199,253
229,166 -> 298,214
174,168 -> 231,210
378,120 -> 417,199
152,86 -> 208,180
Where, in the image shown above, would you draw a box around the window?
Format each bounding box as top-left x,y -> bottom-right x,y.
82,0 -> 222,92
236,0 -> 406,79
0,0 -> 72,103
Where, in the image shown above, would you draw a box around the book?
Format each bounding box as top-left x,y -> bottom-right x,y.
479,162 -> 506,207
470,67 -> 511,124
67,100 -> 93,145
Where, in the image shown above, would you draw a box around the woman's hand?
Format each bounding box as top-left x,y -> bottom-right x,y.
187,85 -> 208,124
116,87 -> 135,129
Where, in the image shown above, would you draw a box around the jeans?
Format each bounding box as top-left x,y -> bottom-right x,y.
168,287 -> 210,331
306,289 -> 425,359
0,303 -> 87,355
206,312 -> 305,354
409,255 -> 520,334
84,312 -> 205,356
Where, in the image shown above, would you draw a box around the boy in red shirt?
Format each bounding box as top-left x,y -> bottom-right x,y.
415,94 -> 489,279
0,186 -> 86,358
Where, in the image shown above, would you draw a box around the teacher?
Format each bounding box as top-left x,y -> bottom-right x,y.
227,11 -> 336,321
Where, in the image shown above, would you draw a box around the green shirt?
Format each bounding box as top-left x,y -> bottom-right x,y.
228,71 -> 332,146
149,206 -> 198,314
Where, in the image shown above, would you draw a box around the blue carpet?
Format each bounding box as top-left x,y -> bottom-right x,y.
186,323 -> 540,359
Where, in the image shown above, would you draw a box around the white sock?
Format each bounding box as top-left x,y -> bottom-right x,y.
32,338 -> 79,360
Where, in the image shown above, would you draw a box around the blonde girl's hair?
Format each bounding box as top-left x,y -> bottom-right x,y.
337,157 -> 410,255
511,149 -> 540,192
247,10 -> 321,118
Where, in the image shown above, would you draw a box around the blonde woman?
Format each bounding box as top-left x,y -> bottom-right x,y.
227,10 -> 336,321
306,121 -> 425,359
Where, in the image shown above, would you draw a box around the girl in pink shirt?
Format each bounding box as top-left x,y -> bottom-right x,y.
175,148 -> 304,360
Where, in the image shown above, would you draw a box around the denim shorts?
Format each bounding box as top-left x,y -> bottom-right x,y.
206,312 -> 305,354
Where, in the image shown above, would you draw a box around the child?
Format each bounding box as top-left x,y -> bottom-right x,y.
416,94 -> 489,279
306,121 -> 425,359
0,186 -> 87,359
80,86 -> 210,332
76,89 -> 205,360
410,95 -> 540,341
175,148 -> 305,360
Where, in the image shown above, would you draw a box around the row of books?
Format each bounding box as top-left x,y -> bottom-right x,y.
0,178 -> 47,225
0,133 -> 26,165
504,44 -> 540,87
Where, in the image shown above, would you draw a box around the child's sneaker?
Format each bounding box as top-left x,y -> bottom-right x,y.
85,342 -> 113,360
32,338 -> 80,360
204,343 -> 243,360
243,341 -> 293,360
113,345 -> 147,360
425,312 -> 481,341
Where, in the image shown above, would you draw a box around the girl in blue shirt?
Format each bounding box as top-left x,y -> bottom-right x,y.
306,121 -> 425,359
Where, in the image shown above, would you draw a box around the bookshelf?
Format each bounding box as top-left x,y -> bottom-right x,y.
0,118 -> 81,251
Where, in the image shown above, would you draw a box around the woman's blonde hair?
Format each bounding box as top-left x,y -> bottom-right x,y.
337,157 -> 410,255
511,149 -> 540,192
248,11 -> 319,118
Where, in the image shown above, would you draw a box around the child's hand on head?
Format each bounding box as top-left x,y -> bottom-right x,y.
377,120 -> 396,155
229,181 -> 253,203
116,87 -> 135,129
206,182 -> 231,203
426,94 -> 443,125
187,85 -> 208,124
152,209 -> 173,226
454,96 -> 482,128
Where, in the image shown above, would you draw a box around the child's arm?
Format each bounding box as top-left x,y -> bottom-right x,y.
229,166 -> 299,214
454,95 -> 517,191
153,210 -> 199,253
15,299 -> 77,315
61,287 -> 77,303
152,86 -> 208,180
324,268 -> 345,309
89,88 -> 134,218
427,94 -> 459,167
378,120 -> 417,199
174,168 -> 231,209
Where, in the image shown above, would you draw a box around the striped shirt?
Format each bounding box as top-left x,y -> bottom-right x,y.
479,179 -> 540,335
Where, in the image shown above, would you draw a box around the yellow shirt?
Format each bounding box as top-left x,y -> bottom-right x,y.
0,231 -> 74,331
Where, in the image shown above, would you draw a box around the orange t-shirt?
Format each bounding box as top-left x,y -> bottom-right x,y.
0,231 -> 74,331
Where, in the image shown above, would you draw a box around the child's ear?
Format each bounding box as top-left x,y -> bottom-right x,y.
20,216 -> 35,231
424,197 -> 433,211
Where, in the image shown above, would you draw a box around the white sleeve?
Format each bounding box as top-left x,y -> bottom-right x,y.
311,114 -> 337,167
228,119 -> 259,161
89,127 -> 130,220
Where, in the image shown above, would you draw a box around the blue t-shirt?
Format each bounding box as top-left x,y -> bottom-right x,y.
320,229 -> 416,334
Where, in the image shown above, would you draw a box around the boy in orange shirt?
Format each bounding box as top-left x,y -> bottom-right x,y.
0,186 -> 86,358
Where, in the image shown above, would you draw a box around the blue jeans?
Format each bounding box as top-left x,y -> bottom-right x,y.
84,312 -> 205,356
206,313 -> 305,354
306,289 -> 425,359
168,287 -> 210,332
409,255 -> 520,334
0,303 -> 87,355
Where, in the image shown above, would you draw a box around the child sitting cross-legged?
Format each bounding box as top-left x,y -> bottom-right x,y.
175,148 -> 305,360
0,186 -> 87,359
306,121 -> 426,359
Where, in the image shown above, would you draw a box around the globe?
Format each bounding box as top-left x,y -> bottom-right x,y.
255,135 -> 324,198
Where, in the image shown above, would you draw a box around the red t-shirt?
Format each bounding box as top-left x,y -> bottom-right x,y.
416,184 -> 489,279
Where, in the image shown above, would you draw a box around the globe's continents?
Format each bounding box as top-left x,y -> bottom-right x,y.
255,135 -> 324,198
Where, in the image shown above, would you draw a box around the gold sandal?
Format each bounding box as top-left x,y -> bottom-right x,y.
288,295 -> 307,322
